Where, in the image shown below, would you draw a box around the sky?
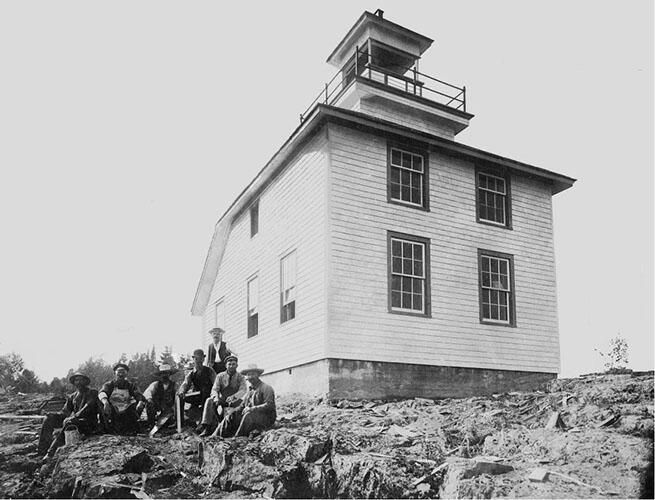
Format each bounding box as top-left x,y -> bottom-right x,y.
0,1 -> 652,382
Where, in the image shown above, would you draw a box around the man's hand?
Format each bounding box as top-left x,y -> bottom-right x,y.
63,416 -> 74,426
103,401 -> 111,416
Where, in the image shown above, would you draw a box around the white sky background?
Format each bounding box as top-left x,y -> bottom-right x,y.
0,1 -> 652,382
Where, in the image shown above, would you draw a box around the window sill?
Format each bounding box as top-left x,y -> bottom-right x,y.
476,218 -> 512,230
388,308 -> 432,318
480,319 -> 516,328
388,198 -> 430,212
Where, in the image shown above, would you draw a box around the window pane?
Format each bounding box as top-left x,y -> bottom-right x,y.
402,292 -> 412,309
401,169 -> 410,187
391,275 -> 401,291
392,257 -> 402,273
482,303 -> 490,319
391,149 -> 401,165
412,155 -> 423,172
499,306 -> 508,322
392,239 -> 401,257
390,167 -> 400,183
499,260 -> 508,276
412,293 -> 423,311
391,290 -> 401,308
411,188 -> 421,204
412,278 -> 422,293
390,182 -> 400,200
402,276 -> 412,293
481,271 -> 490,288
499,292 -> 508,306
499,275 -> 509,290
403,258 -> 413,275
402,242 -> 412,258
413,260 -> 423,277
401,185 -> 410,201
402,152 -> 411,169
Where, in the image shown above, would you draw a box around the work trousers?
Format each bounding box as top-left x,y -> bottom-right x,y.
200,398 -> 223,428
215,408 -> 274,438
38,414 -> 94,456
181,393 -> 207,425
103,403 -> 140,435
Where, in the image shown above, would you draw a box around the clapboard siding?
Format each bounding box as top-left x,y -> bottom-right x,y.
201,128 -> 329,372
326,123 -> 560,373
359,99 -> 456,140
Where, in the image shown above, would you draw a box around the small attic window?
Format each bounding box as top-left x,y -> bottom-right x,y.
250,201 -> 259,237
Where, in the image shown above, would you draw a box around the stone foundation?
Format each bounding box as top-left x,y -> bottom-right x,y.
262,358 -> 556,399
328,359 -> 556,399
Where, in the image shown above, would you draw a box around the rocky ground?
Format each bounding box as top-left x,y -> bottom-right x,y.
0,372 -> 652,499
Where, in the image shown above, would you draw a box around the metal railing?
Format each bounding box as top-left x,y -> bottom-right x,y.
300,46 -> 466,122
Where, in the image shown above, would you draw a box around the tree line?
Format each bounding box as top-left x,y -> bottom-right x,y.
0,346 -> 191,396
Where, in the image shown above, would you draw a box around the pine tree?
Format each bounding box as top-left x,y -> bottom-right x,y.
159,345 -> 176,368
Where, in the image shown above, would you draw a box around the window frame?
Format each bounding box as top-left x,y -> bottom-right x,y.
280,250 -> 297,324
387,231 -> 432,317
475,167 -> 512,229
477,249 -> 516,327
250,200 -> 259,238
387,142 -> 430,212
246,274 -> 259,338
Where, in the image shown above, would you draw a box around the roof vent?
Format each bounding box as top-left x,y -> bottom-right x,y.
374,9 -> 384,18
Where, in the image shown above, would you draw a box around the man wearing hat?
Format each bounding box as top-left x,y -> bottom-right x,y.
38,372 -> 99,458
198,355 -> 247,436
99,363 -> 147,435
178,349 -> 216,425
213,363 -> 276,438
143,364 -> 178,429
205,327 -> 234,375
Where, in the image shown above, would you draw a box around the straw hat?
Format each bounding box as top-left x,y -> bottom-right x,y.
240,363 -> 264,376
68,372 -> 91,385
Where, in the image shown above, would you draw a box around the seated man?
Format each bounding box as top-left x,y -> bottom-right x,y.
197,355 -> 247,437
214,363 -> 276,438
206,327 -> 234,375
99,363 -> 146,435
38,372 -> 99,458
178,349 -> 216,426
143,364 -> 177,430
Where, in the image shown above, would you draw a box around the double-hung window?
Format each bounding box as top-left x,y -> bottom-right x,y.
388,145 -> 429,210
476,169 -> 511,227
478,250 -> 515,325
388,232 -> 431,316
280,251 -> 296,323
247,275 -> 259,337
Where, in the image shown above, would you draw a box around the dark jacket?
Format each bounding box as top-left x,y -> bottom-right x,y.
180,366 -> 215,401
239,380 -> 276,425
63,388 -> 100,429
144,380 -> 177,410
207,341 -> 231,374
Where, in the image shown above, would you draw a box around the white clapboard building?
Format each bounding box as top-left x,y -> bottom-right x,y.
191,11 -> 575,399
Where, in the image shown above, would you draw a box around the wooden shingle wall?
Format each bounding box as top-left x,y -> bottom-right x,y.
326,122 -> 560,374
201,128 -> 330,373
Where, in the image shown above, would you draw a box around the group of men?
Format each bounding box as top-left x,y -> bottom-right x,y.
38,328 -> 276,458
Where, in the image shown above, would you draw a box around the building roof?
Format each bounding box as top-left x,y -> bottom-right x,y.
326,11 -> 434,67
191,104 -> 576,316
